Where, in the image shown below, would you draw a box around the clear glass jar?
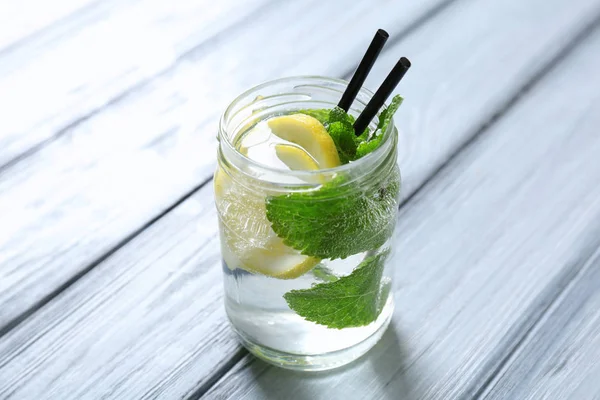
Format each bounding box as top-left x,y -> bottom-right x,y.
215,76 -> 400,371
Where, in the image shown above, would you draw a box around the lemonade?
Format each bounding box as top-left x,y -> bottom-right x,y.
215,76 -> 405,370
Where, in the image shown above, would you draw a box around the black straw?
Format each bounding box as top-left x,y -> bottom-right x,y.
353,57 -> 411,136
337,29 -> 389,112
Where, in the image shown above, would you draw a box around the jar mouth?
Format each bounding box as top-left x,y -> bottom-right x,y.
218,76 -> 396,186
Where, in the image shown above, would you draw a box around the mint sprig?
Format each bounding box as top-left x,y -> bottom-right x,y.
266,168 -> 400,259
327,107 -> 357,163
267,96 -> 403,259
284,250 -> 391,329
356,95 -> 403,158
300,94 -> 403,162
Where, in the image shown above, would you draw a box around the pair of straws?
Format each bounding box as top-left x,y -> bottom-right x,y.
337,29 -> 411,135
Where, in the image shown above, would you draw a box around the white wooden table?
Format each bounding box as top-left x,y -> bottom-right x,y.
1,0 -> 600,398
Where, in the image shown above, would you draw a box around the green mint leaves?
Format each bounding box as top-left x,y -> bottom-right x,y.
284,250 -> 391,329
266,167 -> 400,259
267,96 -> 404,259
377,94 -> 404,136
326,107 -> 358,163
299,94 -> 403,162
357,95 -> 403,158
299,107 -> 356,163
274,97 -> 404,327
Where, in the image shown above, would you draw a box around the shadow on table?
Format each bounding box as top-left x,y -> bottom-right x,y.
249,325 -> 414,400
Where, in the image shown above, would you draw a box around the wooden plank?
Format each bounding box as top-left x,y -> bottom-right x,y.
0,0 -> 453,330
204,22 -> 600,399
0,0 -> 452,169
0,187 -> 242,399
0,0 -> 276,167
482,248 -> 600,400
2,3 -> 600,400
360,0 -> 600,199
0,0 -> 99,52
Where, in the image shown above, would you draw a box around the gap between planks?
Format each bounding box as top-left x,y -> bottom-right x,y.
0,176 -> 212,339
479,246 -> 600,399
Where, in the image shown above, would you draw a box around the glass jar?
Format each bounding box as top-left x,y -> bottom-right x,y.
215,76 -> 400,371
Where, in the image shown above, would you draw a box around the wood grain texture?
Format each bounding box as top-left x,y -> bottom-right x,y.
2,6 -> 600,400
204,23 -> 600,400
0,186 -> 242,399
0,0 -> 98,52
482,248 -> 600,400
0,0 -> 453,330
0,0 -> 455,169
0,0 -> 275,167
362,0 -> 600,200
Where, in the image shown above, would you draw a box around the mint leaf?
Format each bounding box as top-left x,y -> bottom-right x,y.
297,109 -> 330,126
298,95 -> 403,162
325,107 -> 357,163
355,127 -> 370,143
266,167 -> 400,259
312,264 -> 339,283
299,107 -> 358,163
328,121 -> 357,163
328,106 -> 355,125
356,95 -> 403,158
284,250 -> 391,329
377,95 -> 403,133
356,136 -> 383,158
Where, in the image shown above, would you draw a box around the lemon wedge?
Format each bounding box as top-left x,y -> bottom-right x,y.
267,114 -> 341,168
236,237 -> 320,279
215,167 -> 319,279
274,144 -> 319,171
215,112 -> 342,279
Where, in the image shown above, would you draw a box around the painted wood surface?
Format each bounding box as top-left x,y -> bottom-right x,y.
482,248 -> 600,400
205,21 -> 600,400
2,0 -> 600,399
1,2 -> 600,399
0,187 -> 237,399
2,0 -> 598,334
0,0 -> 98,52
0,0 -> 451,330
0,0 -> 276,167
0,0 -> 449,169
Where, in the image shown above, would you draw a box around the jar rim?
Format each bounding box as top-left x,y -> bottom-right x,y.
218,75 -> 396,185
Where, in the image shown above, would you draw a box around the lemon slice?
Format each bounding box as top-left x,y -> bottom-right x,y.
215,113 -> 342,279
215,167 -> 319,279
267,114 -> 341,168
237,237 -> 320,279
274,144 -> 319,171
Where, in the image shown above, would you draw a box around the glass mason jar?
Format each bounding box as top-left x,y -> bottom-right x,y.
215,77 -> 400,371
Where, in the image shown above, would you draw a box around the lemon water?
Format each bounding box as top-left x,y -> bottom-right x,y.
217,114 -> 394,369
